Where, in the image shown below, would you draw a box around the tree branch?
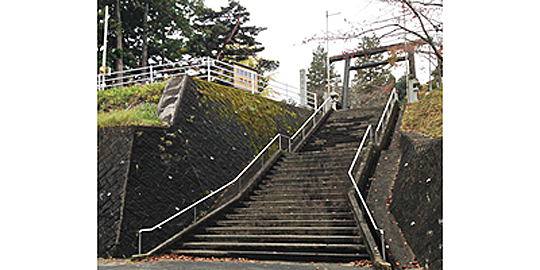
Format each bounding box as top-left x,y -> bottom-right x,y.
401,0 -> 443,62
216,16 -> 241,60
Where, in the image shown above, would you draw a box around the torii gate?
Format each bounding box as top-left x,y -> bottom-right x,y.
329,40 -> 424,108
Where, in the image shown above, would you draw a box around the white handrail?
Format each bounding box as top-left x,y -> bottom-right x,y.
136,95 -> 331,255
348,125 -> 376,226
347,125 -> 386,262
375,88 -> 398,144
97,56 -> 317,110
138,133 -> 287,254
290,97 -> 332,142
346,89 -> 398,262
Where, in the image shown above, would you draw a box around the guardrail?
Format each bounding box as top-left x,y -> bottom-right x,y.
347,88 -> 399,263
289,97 -> 332,152
97,56 -> 317,110
374,88 -> 398,145
137,97 -> 333,255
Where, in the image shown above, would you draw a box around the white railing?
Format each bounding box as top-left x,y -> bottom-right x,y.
374,88 -> 399,145
289,97 -> 332,152
137,97 -> 333,255
97,57 -> 317,110
347,88 -> 399,263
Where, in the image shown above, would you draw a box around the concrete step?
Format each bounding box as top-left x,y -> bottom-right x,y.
180,241 -> 367,252
240,199 -> 350,208
299,145 -> 360,153
170,249 -> 371,262
269,164 -> 350,174
264,171 -> 348,179
258,180 -> 350,190
285,150 -> 357,159
299,140 -> 364,151
224,211 -> 353,221
265,170 -> 349,180
254,185 -> 349,195
274,160 -> 351,169
329,107 -> 384,119
233,204 -> 350,214
260,175 -> 348,185
311,127 -> 367,135
204,226 -> 359,236
215,219 -> 356,227
193,234 -> 362,243
248,192 -> 347,201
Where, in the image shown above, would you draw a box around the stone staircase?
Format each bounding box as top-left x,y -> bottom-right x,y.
166,106 -> 385,262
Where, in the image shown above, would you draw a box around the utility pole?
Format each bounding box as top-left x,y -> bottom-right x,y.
100,5 -> 109,74
326,11 -> 340,97
300,69 -> 307,107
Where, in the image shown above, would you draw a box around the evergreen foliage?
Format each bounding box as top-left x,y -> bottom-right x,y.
97,0 -> 278,75
306,45 -> 340,102
350,35 -> 394,93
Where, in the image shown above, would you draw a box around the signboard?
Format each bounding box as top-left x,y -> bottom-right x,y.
232,63 -> 258,94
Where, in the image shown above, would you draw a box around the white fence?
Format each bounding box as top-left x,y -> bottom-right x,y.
97,57 -> 317,109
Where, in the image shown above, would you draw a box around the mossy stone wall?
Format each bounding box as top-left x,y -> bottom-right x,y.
390,132 -> 443,269
98,77 -> 311,257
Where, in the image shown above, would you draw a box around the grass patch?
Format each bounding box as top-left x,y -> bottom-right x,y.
98,104 -> 166,128
98,82 -> 167,128
401,88 -> 442,138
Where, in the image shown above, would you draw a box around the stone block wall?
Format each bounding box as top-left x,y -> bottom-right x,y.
390,132 -> 443,269
98,77 -> 311,258
97,127 -> 135,257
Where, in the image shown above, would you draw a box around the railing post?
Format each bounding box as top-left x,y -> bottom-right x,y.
289,137 -> 292,153
194,206 -> 196,223
380,229 -> 386,262
207,57 -> 211,82
149,65 -> 154,84
138,232 -> 142,255
251,74 -> 255,94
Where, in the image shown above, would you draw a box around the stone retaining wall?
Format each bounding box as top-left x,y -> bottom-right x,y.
390,132 -> 442,269
98,77 -> 311,258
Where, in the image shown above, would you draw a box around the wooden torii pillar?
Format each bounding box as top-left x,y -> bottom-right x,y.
330,40 -> 423,108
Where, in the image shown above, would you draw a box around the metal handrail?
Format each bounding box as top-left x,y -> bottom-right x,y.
374,88 -> 398,144
347,125 -> 386,262
290,97 -> 332,146
200,59 -> 305,105
138,133 -> 289,255
97,56 -> 317,109
346,88 -> 399,263
136,96 -> 333,255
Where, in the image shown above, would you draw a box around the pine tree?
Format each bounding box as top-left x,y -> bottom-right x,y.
350,35 -> 393,94
97,0 -> 199,71
306,45 -> 340,102
187,0 -> 265,62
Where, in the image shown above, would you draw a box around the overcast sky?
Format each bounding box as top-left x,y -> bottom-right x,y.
205,0 -> 434,89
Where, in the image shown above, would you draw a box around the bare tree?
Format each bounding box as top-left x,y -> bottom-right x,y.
355,0 -> 441,62
305,0 -> 442,65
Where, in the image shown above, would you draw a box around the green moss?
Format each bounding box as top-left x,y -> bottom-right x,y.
97,104 -> 166,128
98,82 -> 167,128
98,82 -> 166,111
401,89 -> 443,138
190,78 -> 307,153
